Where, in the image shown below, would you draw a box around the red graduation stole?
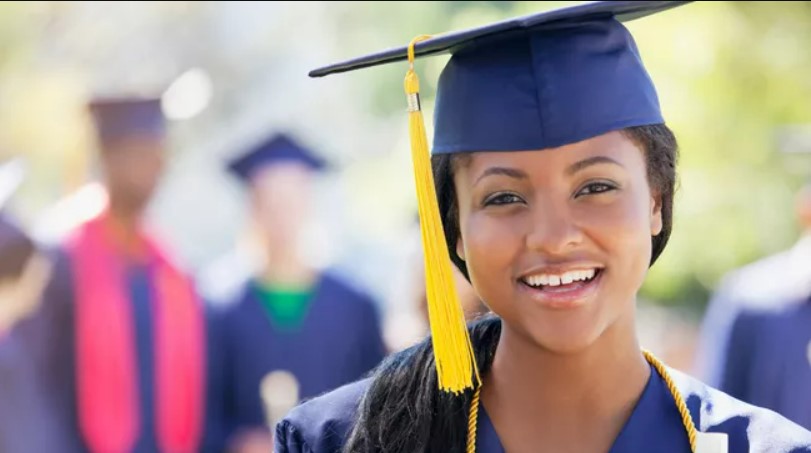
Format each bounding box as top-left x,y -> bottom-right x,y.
67,213 -> 205,453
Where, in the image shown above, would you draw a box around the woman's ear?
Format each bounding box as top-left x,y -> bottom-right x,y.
650,190 -> 663,237
456,237 -> 466,261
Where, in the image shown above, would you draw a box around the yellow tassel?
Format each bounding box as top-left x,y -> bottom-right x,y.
405,35 -> 480,394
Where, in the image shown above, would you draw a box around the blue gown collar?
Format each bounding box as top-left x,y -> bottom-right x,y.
476,363 -> 693,452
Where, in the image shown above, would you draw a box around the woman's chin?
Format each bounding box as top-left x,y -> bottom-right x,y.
533,335 -> 597,355
522,322 -> 605,355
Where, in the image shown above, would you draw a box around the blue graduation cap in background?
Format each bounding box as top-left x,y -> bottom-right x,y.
88,97 -> 166,148
309,0 -> 692,395
227,133 -> 327,183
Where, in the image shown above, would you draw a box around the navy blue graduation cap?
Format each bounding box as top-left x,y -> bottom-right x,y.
227,133 -> 327,183
88,97 -> 166,148
312,0 -> 690,154
309,0 -> 691,394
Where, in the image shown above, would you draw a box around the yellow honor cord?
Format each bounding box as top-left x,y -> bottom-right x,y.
466,385 -> 481,453
644,350 -> 698,452
466,351 -> 699,452
405,35 -> 480,394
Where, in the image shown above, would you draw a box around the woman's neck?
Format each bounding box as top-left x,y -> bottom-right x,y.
481,312 -> 650,452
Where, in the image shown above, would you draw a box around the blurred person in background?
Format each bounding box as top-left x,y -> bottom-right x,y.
695,182 -> 811,388
719,182 -> 811,429
0,159 -> 64,453
210,132 -> 386,452
17,97 -> 208,453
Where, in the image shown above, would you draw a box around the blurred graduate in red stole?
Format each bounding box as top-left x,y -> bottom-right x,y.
18,96 -> 207,453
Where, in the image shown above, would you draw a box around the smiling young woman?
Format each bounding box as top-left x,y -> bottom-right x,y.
432,126 -> 678,453
275,2 -> 811,452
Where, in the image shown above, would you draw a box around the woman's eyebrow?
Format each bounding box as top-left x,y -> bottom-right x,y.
566,156 -> 624,176
474,167 -> 528,186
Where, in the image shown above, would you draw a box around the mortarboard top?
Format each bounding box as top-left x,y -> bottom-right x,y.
88,96 -> 166,148
310,1 -> 687,77
227,133 -> 327,184
308,1 -> 692,395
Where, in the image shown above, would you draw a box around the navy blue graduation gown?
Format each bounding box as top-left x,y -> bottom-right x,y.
722,300 -> 811,430
215,273 -> 386,440
15,250 -> 85,453
275,364 -> 811,452
127,263 -> 160,453
0,331 -> 67,453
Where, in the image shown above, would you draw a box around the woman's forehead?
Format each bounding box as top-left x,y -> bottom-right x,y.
458,131 -> 642,172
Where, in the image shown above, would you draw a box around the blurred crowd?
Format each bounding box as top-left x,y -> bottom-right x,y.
0,1 -> 809,452
0,93 -> 492,452
0,96 -> 421,452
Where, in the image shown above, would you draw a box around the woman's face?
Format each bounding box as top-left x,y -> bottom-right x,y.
453,131 -> 662,353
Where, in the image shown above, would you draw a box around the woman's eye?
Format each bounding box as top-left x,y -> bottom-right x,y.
576,182 -> 616,197
484,193 -> 523,206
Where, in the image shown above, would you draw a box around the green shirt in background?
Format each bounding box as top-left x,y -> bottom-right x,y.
254,281 -> 314,331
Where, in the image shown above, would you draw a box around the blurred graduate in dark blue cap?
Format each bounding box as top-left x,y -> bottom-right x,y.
275,1 -> 811,452
17,96 -> 207,453
211,132 -> 386,452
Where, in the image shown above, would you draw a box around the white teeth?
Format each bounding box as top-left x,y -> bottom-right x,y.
523,269 -> 599,288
